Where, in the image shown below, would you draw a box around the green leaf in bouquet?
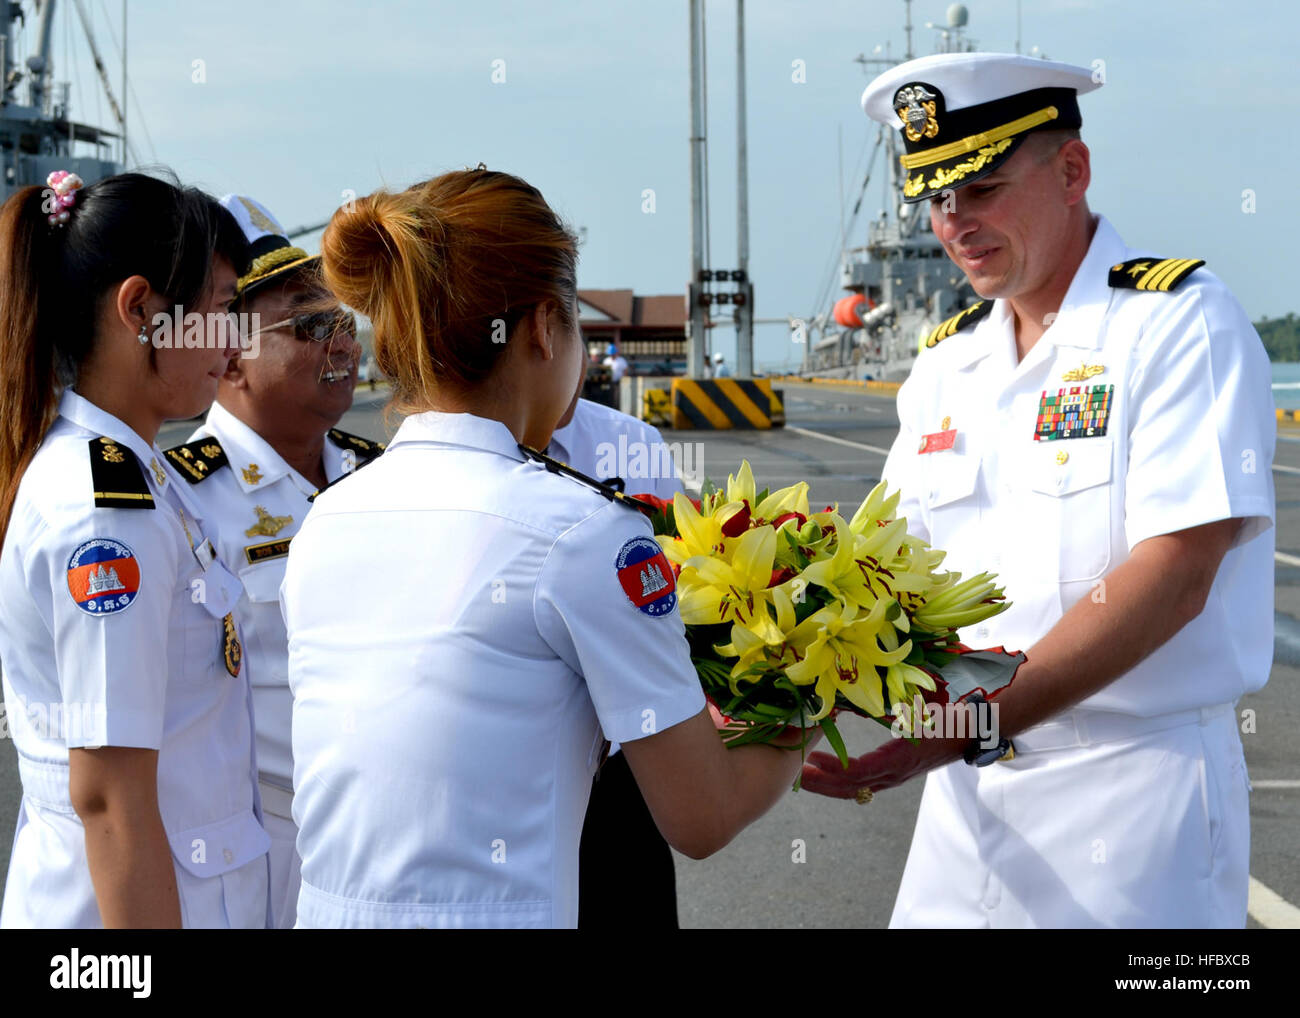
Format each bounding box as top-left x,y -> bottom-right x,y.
791,587 -> 833,624
771,675 -> 800,695
819,717 -> 850,770
725,660 -> 775,698
750,701 -> 795,718
721,721 -> 789,749
694,656 -> 733,693
700,476 -> 719,499
644,502 -> 676,537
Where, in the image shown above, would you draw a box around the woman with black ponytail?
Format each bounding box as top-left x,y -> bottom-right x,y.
0,171 -> 270,928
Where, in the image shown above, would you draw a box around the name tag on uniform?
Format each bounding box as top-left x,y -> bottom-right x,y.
244,538 -> 292,565
918,429 -> 957,454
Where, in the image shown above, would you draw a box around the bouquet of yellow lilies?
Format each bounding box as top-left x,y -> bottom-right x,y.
634,462 -> 1023,767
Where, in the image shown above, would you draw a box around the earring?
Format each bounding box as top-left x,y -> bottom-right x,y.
137,323 -> 150,345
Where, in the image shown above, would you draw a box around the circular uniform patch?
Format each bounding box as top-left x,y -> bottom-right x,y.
66,538 -> 141,616
615,536 -> 677,618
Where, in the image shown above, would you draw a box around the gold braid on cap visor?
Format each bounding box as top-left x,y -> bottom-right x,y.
236,245 -> 314,295
899,105 -> 1060,170
901,106 -> 1061,198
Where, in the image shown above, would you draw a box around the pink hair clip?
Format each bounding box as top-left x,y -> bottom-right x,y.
45,170 -> 85,227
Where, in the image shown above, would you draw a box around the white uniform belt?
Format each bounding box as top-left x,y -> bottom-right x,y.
1010,703 -> 1234,755
16,755 -> 74,812
258,779 -> 295,821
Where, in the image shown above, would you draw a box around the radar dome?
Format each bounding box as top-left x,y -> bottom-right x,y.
946,4 -> 969,28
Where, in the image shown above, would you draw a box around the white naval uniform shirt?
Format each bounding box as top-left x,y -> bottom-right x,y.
550,398 -> 686,503
182,401 -> 368,793
282,411 -> 705,928
882,214 -> 1275,717
0,391 -> 269,929
550,398 -> 685,761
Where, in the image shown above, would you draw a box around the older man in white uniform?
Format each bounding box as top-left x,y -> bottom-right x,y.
164,195 -> 381,928
801,54 -> 1274,928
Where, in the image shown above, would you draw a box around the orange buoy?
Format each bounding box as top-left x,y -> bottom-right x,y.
832,294 -> 868,328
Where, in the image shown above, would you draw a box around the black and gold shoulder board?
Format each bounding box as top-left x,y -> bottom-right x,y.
923,300 -> 992,350
518,444 -> 654,516
328,428 -> 386,466
164,438 -> 229,484
88,437 -> 155,510
307,431 -> 387,502
1108,257 -> 1205,293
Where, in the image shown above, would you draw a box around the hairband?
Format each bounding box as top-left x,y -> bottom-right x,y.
45,170 -> 84,227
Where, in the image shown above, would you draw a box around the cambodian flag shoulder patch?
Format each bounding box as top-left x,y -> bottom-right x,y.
67,538 -> 141,616
615,536 -> 677,618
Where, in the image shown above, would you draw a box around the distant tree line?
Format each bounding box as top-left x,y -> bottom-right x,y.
1256,314 -> 1300,361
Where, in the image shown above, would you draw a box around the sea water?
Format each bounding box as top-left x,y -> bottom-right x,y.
1274,362 -> 1300,410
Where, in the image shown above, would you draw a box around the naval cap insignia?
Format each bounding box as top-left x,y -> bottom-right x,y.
893,83 -> 940,142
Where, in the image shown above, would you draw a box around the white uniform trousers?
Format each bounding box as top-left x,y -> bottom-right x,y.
889,702 -> 1251,928
259,781 -> 301,930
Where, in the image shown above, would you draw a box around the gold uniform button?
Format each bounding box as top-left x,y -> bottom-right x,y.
1056,450 -> 1069,465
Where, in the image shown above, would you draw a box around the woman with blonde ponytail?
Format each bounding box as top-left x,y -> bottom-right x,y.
283,167 -> 815,928
0,172 -> 270,928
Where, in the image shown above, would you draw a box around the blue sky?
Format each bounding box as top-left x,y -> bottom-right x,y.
36,0 -> 1300,370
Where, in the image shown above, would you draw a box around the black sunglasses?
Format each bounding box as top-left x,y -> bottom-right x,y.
253,309 -> 357,343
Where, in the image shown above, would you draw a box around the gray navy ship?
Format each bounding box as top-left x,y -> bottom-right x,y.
1,0 -> 123,204
801,2 -> 983,382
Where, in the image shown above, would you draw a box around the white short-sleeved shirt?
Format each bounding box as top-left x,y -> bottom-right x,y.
0,391 -> 269,929
549,398 -> 685,760
882,214 -> 1275,717
282,411 -> 705,928
602,356 -> 629,383
549,398 -> 686,502
171,401 -> 381,792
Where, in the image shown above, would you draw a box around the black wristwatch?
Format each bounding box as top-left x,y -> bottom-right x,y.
964,736 -> 1015,766
961,693 -> 1016,766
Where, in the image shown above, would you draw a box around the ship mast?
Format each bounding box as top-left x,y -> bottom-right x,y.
0,1 -> 124,202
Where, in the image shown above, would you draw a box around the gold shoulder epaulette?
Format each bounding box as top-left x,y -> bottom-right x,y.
923,300 -> 992,350
88,438 -> 155,509
164,438 -> 229,484
327,428 -> 385,466
518,444 -> 654,516
1108,257 -> 1205,292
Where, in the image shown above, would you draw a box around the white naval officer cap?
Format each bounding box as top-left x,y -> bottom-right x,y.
218,193 -> 320,299
860,52 -> 1101,203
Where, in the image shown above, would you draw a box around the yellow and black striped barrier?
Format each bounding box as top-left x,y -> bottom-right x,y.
769,388 -> 785,427
671,378 -> 784,430
1278,408 -> 1300,424
643,388 -> 673,429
